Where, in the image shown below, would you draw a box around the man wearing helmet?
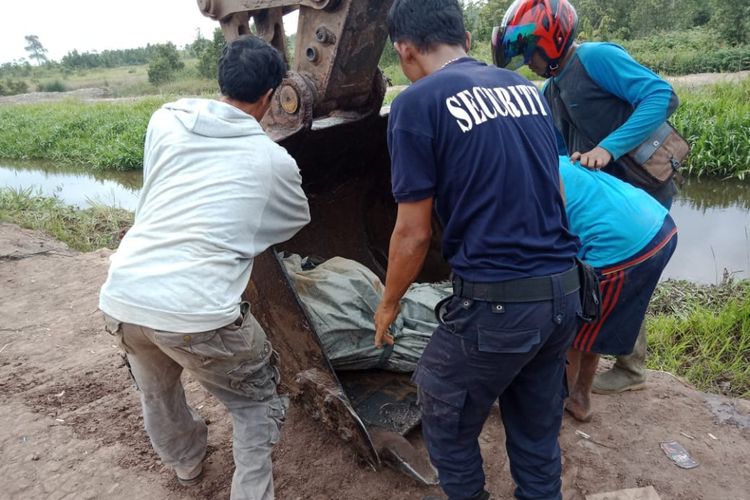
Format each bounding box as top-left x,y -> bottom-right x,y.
374,0 -> 582,498
492,0 -> 680,396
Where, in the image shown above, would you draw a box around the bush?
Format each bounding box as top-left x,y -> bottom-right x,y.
621,27 -> 750,75
197,28 -> 226,80
0,79 -> 29,96
673,79 -> 750,179
147,43 -> 185,85
37,80 -> 66,92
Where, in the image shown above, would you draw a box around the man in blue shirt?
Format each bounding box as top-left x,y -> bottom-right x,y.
559,156 -> 677,421
493,0 -> 680,395
373,1 -> 581,498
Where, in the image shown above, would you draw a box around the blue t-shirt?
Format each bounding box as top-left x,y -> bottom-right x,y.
388,58 -> 579,282
560,156 -> 668,268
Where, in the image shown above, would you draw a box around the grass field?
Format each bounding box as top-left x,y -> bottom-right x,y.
10,58 -> 221,98
1,77 -> 747,179
0,187 -> 133,251
0,97 -> 166,171
672,79 -> 750,180
647,278 -> 750,398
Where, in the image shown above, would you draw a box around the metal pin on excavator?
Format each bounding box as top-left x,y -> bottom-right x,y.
198,0 -> 450,484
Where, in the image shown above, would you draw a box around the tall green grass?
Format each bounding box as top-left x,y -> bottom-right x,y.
672,79 -> 750,180
620,28 -> 750,75
647,279 -> 750,398
0,97 -> 167,171
0,187 -> 133,251
0,79 -> 747,178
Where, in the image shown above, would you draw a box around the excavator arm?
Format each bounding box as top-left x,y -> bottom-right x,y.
198,0 -> 392,141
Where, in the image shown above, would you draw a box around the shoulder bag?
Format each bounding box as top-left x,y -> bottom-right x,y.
618,122 -> 690,190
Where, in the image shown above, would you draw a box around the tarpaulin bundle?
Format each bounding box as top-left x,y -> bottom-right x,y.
282,254 -> 450,372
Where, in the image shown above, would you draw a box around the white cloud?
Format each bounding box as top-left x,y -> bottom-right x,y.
0,0 -> 299,64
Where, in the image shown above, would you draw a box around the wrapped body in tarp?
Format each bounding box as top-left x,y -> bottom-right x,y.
282,254 -> 450,372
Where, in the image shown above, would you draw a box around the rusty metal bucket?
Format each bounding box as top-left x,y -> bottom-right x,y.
243,108 -> 449,484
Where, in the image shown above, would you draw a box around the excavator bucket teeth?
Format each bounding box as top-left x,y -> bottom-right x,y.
370,429 -> 439,486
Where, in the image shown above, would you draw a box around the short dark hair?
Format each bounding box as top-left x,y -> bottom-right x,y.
218,36 -> 286,103
387,0 -> 466,52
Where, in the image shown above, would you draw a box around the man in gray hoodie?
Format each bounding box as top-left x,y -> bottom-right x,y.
99,36 -> 310,499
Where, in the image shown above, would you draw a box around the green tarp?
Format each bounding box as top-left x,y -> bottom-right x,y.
282,254 -> 450,372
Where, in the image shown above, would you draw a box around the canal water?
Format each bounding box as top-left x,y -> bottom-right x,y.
0,162 -> 141,211
1,162 -> 748,284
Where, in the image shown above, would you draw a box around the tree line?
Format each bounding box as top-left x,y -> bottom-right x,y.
464,0 -> 749,45
1,0 -> 747,94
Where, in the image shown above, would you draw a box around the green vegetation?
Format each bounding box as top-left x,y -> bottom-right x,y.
0,98 -> 168,171
0,78 -> 747,178
147,43 -> 185,85
37,79 -> 66,92
0,58 -> 219,98
621,27 -> 750,75
0,36 -> 223,98
0,78 -> 28,96
467,0 -> 747,45
647,279 -> 750,398
61,46 -> 163,70
0,187 -> 133,251
672,79 -> 750,179
458,0 -> 750,76
196,29 -> 227,80
24,35 -> 49,66
0,2 -> 745,178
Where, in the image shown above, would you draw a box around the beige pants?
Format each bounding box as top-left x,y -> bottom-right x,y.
104,305 -> 286,500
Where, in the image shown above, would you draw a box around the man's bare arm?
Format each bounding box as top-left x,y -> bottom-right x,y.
373,197 -> 434,347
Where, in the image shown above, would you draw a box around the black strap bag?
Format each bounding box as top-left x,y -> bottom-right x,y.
576,258 -> 601,324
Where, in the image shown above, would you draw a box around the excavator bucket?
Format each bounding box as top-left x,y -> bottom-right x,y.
199,0 -> 449,483
243,109 -> 448,484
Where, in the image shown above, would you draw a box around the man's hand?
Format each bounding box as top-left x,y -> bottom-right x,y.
571,146 -> 612,170
374,300 -> 400,348
373,197 -> 433,348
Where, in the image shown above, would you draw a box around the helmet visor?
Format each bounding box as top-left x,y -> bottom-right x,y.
492,23 -> 538,70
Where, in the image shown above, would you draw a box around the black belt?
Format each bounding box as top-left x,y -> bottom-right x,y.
452,265 -> 580,303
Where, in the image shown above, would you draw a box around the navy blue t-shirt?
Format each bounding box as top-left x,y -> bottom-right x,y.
388,57 -> 579,282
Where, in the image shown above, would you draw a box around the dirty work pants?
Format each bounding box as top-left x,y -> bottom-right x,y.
412,288 -> 579,500
103,307 -> 286,500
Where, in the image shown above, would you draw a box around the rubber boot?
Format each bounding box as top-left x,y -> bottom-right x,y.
592,323 -> 647,395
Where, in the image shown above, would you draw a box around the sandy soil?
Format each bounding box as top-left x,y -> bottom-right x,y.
388,70 -> 750,95
1,222 -> 749,500
665,70 -> 750,88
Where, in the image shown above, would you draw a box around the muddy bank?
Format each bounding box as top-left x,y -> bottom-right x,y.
1,222 -> 749,499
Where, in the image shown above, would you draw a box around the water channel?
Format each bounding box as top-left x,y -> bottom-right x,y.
1,161 -> 748,284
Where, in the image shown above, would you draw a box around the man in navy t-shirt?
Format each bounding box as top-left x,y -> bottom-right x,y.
373,1 -> 581,499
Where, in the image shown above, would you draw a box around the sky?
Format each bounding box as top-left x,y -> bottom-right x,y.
0,0 -> 298,65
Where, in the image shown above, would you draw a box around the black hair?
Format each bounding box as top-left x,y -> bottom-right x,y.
387,0 -> 466,52
218,35 -> 286,104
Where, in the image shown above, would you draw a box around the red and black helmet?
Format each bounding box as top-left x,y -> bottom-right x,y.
492,0 -> 578,76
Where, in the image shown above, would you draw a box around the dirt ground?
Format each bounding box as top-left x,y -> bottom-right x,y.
1,222 -> 749,500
